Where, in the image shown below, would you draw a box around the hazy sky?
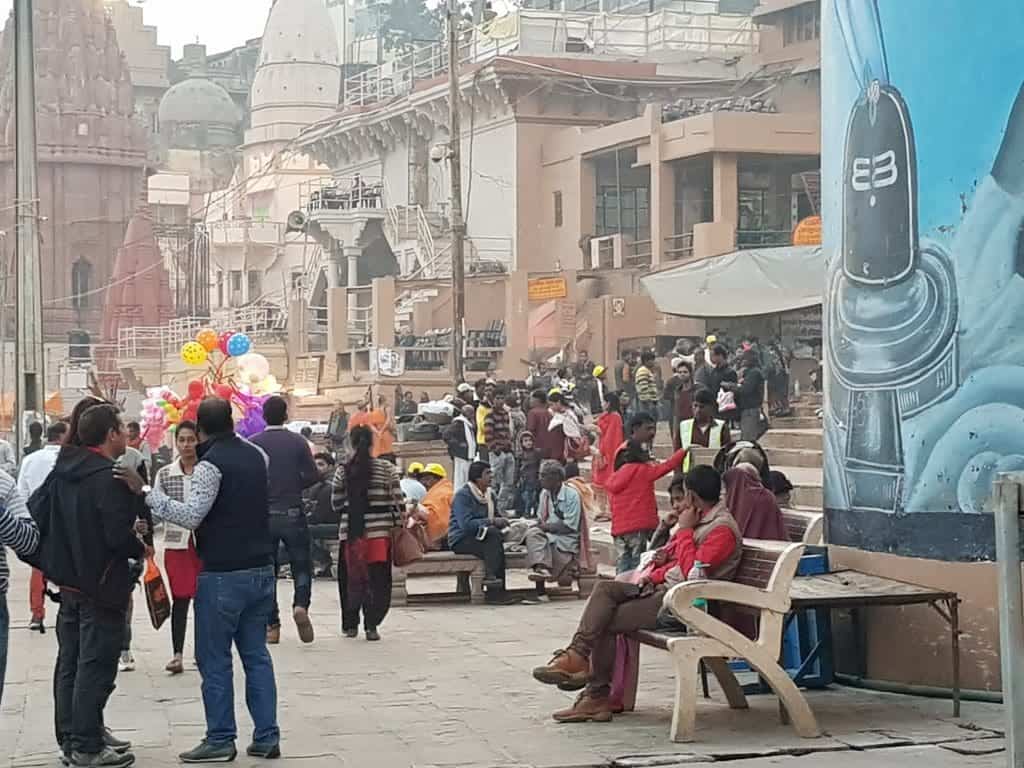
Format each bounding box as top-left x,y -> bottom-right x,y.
0,0 -> 276,58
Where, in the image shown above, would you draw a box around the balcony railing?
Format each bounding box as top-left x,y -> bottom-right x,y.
625,239 -> 653,269
664,232 -> 695,262
343,8 -> 757,107
300,176 -> 385,213
737,229 -> 792,249
207,219 -> 284,247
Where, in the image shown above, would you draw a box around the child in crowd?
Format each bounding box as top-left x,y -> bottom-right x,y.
516,430 -> 542,517
767,470 -> 794,509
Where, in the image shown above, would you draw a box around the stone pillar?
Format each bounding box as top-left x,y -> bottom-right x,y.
711,152 -> 739,234
648,104 -> 674,267
345,245 -> 361,288
326,287 -> 348,357
370,276 -> 396,349
503,270 -> 529,379
577,158 -> 597,269
287,298 -> 308,359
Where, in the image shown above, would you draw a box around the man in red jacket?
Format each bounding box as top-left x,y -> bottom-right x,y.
531,467 -> 740,723
605,413 -> 686,573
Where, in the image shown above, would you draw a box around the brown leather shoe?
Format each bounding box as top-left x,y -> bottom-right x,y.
552,691 -> 614,723
532,648 -> 588,687
266,625 -> 280,645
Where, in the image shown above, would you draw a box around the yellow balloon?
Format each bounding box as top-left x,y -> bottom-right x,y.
181,342 -> 208,366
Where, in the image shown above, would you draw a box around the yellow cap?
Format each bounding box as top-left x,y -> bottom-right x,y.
592,365 -> 605,378
407,461 -> 425,475
422,463 -> 447,479
706,334 -> 717,344
548,387 -> 562,396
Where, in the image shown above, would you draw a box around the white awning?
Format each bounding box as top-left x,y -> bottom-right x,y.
641,245 -> 824,318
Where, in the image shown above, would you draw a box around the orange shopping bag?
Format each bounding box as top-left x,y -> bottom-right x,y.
143,556 -> 171,630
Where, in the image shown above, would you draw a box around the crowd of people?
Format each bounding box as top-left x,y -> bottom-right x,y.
0,335 -> 804,762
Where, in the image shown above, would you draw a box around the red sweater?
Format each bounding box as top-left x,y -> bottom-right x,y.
605,449 -> 686,537
649,519 -> 737,585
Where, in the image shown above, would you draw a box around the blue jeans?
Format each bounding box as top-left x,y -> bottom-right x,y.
517,483 -> 540,518
195,566 -> 279,747
490,451 -> 516,515
0,593 -> 8,708
614,531 -> 652,575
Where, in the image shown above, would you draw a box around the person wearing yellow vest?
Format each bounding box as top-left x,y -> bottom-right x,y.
474,380 -> 495,462
676,388 -> 731,472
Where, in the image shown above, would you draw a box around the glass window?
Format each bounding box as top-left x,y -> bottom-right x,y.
71,258 -> 92,309
783,3 -> 820,46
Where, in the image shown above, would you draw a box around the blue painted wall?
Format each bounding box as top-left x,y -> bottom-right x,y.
823,0 -> 1024,559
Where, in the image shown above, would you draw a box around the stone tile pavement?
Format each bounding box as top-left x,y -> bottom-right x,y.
0,562 -> 1007,768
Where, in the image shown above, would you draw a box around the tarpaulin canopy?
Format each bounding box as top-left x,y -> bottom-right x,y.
641,245 -> 824,318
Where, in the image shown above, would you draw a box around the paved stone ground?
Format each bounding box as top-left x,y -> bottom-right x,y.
1,561 -> 1006,768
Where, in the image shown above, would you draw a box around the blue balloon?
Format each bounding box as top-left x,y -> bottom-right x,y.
227,332 -> 251,357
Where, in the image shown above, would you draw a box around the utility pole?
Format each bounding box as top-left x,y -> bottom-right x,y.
446,0 -> 466,384
14,0 -> 45,455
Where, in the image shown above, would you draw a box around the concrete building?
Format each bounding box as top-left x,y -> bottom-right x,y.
281,2 -> 818,390
105,0 -> 172,137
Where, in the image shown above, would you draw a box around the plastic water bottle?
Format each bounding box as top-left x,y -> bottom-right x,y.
688,561 -> 708,610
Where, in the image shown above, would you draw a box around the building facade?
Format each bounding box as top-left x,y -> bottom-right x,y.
0,0 -> 149,370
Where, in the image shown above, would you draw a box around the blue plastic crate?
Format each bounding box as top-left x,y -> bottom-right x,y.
732,549 -> 834,690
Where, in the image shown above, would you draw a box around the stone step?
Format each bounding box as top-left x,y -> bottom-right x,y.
690,446 -> 822,469
760,428 -> 823,451
771,415 -> 821,430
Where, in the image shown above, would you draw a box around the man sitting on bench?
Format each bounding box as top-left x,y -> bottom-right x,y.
524,461 -> 583,586
531,466 -> 741,723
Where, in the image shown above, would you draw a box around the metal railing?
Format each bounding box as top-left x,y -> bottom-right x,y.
346,286 -> 374,349
665,231 -> 695,262
300,175 -> 385,213
625,238 -> 652,269
117,305 -> 287,360
468,235 -> 514,273
206,219 -> 285,247
344,8 -> 757,107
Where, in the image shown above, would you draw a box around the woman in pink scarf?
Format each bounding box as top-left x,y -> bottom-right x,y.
723,463 -> 785,540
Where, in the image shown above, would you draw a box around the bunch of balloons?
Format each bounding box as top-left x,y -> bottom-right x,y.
140,386 -> 185,451
180,328 -> 252,367
141,326 -> 285,446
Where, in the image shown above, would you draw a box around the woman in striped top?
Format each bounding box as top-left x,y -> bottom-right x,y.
330,426 -> 402,641
0,468 -> 39,707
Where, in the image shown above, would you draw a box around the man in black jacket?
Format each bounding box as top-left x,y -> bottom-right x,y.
250,396 -> 319,645
116,398 -> 279,763
41,403 -> 142,768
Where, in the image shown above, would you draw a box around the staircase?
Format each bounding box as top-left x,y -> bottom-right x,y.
384,204 -> 452,278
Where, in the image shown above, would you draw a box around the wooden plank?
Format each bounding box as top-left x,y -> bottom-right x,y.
789,570 -> 957,608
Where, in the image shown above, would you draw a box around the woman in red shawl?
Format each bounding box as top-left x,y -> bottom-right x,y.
592,392 -> 624,489
723,463 -> 785,540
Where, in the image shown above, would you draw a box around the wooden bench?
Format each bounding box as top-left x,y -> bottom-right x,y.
624,540 -> 822,743
391,548 -> 598,605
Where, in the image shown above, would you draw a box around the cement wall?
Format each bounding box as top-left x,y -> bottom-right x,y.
822,0 -> 1024,690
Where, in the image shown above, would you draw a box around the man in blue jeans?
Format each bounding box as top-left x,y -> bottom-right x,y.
117,397 -> 280,763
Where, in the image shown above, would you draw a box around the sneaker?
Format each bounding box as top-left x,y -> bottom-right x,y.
117,652 -> 135,672
532,648 -> 589,687
365,628 -> 381,642
70,747 -> 135,767
165,657 -> 185,675
552,691 -> 615,723
29,617 -> 45,633
178,740 -> 237,763
246,742 -> 281,759
103,728 -> 132,754
292,606 -> 314,644
342,627 -> 358,639
266,625 -> 280,645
